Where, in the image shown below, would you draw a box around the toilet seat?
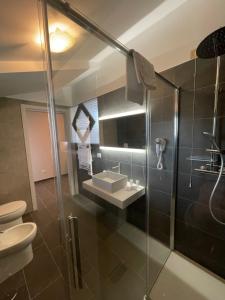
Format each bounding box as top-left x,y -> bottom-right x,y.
0,201 -> 27,224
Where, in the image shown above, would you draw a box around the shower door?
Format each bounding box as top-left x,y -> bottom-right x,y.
40,1 -> 150,299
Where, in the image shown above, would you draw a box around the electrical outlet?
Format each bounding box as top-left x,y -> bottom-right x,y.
97,152 -> 102,158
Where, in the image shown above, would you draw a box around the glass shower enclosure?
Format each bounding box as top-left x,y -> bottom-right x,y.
39,0 -> 178,299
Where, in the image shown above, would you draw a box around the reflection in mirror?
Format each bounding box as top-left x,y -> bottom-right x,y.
99,112 -> 145,149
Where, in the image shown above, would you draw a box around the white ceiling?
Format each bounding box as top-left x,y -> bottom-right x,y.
0,0 -> 225,103
0,0 -> 164,61
0,0 -> 42,62
69,0 -> 164,39
0,0 -> 165,99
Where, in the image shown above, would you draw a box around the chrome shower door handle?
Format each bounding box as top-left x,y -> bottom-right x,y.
68,215 -> 82,289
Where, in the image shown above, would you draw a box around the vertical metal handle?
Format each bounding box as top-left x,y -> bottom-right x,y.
68,216 -> 82,289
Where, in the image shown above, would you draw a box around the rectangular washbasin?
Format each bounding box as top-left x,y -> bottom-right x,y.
92,171 -> 127,193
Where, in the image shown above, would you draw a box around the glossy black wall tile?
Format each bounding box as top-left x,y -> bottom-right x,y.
151,121 -> 174,147
220,56 -> 225,84
162,59 -> 195,91
149,189 -> 171,216
150,96 -> 175,123
195,57 -> 217,89
149,169 -> 173,194
171,53 -> 225,280
146,86 -> 176,246
149,146 -> 174,171
149,209 -> 170,246
175,220 -> 225,279
176,197 -> 225,241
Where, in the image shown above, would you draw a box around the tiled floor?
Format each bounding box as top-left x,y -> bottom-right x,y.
0,178 -> 68,300
0,177 -> 148,300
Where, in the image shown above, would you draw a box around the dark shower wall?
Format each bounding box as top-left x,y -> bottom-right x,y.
147,79 -> 176,246
75,86 -> 177,245
162,55 -> 225,279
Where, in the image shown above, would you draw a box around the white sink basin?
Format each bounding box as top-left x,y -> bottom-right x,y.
92,171 -> 128,193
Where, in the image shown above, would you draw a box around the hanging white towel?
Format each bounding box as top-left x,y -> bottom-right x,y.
77,127 -> 93,174
126,50 -> 156,105
77,143 -> 92,173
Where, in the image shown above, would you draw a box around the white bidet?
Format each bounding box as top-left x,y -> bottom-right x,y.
0,222 -> 37,283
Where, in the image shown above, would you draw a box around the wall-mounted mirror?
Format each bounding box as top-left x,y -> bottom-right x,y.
99,113 -> 145,149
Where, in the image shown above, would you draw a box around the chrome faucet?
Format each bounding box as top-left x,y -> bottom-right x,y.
112,162 -> 121,173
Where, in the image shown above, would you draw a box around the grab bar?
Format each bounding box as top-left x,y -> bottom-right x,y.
68,216 -> 82,289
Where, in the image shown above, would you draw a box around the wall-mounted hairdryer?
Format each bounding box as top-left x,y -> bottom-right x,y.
155,138 -> 167,170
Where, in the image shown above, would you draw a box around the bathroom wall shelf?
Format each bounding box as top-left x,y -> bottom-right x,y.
82,179 -> 145,209
206,149 -> 225,154
194,168 -> 225,176
186,156 -> 212,162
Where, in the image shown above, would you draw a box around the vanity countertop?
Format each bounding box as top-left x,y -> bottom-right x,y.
82,179 -> 145,209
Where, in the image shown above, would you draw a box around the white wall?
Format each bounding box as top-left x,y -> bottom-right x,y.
26,110 -> 67,182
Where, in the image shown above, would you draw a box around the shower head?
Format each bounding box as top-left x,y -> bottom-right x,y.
196,26 -> 225,58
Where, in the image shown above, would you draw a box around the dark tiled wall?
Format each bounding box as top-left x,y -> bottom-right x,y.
98,87 -> 144,117
76,85 -> 176,244
98,85 -> 176,245
147,78 -> 175,246
98,88 -> 147,231
162,55 -> 225,279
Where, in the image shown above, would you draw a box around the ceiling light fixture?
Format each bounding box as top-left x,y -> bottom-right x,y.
35,23 -> 75,53
49,27 -> 75,53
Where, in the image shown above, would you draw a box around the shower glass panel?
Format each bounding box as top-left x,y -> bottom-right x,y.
147,77 -> 177,294
44,2 -> 150,299
0,2 -> 66,298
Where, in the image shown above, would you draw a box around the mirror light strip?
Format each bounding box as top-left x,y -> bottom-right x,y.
99,109 -> 145,120
100,146 -> 145,153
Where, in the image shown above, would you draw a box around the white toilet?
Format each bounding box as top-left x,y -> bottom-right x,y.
0,201 -> 27,231
0,222 -> 37,283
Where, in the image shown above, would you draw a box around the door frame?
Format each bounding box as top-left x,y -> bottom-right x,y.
21,104 -> 72,211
